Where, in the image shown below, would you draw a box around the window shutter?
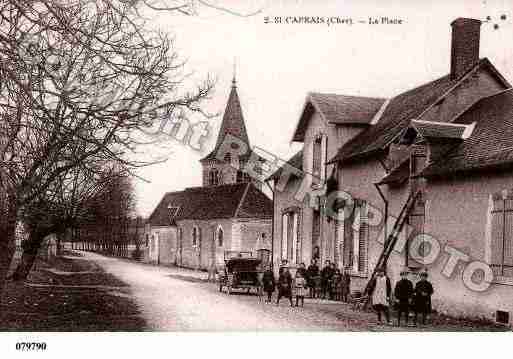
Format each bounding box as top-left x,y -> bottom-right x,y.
504,198 -> 513,276
291,212 -> 299,264
491,197 -> 504,273
287,213 -> 294,261
335,209 -> 344,268
321,135 -> 327,183
343,203 -> 354,267
282,214 -> 288,260
358,201 -> 368,273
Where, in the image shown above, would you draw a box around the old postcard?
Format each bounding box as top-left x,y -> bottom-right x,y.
1,0 -> 512,357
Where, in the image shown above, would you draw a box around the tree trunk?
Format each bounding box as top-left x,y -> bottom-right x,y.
11,226 -> 50,281
0,199 -> 18,298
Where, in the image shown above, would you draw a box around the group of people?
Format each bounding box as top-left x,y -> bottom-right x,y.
261,262 -> 307,307
314,260 -> 351,301
260,259 -> 352,307
261,262 -> 434,327
369,268 -> 434,326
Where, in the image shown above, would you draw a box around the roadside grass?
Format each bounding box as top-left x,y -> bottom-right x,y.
0,251 -> 147,331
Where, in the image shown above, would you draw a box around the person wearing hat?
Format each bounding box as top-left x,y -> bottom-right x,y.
368,268 -> 392,324
394,268 -> 414,326
413,270 -> 434,325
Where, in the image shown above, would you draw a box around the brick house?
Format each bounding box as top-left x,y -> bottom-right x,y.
270,17 -> 513,323
147,77 -> 272,269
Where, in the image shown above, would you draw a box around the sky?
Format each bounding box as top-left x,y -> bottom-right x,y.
133,0 -> 513,217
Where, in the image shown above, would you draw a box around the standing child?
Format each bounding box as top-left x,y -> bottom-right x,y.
294,271 -> 308,307
277,267 -> 294,307
394,268 -> 414,326
368,269 -> 392,325
262,267 -> 275,303
413,270 -> 434,325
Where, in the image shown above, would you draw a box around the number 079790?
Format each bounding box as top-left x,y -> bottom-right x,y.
15,342 -> 47,351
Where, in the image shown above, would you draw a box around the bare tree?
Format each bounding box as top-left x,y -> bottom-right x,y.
11,163 -> 131,280
0,1 -> 214,295
74,171 -> 136,257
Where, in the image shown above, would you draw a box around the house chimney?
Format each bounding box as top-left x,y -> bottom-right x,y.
450,18 -> 481,79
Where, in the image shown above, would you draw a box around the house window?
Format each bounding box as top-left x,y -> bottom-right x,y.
312,134 -> 327,186
338,199 -> 368,273
192,226 -> 198,246
312,136 -> 322,185
217,226 -> 224,247
490,194 -> 513,277
282,209 -> 301,264
209,169 -> 220,186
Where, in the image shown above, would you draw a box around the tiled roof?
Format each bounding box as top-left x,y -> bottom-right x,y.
421,88 -> 513,177
236,183 -> 274,219
411,120 -> 467,139
292,93 -> 386,142
148,182 -> 272,226
330,74 -> 458,163
330,58 -> 511,164
267,149 -> 304,181
148,191 -> 190,226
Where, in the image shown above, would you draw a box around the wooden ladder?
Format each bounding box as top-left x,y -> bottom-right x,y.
363,190 -> 421,298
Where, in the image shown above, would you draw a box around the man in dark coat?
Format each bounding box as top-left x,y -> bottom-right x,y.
262,268 -> 275,303
306,259 -> 319,298
276,267 -> 293,306
394,268 -> 414,326
413,271 -> 434,325
330,263 -> 342,300
320,260 -> 333,299
341,267 -> 351,303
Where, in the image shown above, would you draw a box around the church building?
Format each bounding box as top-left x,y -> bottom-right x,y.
146,75 -> 273,269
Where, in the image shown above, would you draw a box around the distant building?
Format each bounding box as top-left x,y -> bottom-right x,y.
147,75 -> 272,269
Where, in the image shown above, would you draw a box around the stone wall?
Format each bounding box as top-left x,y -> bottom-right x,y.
177,218 -> 233,270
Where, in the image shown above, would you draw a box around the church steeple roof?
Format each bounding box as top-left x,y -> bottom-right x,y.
202,75 -> 250,161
